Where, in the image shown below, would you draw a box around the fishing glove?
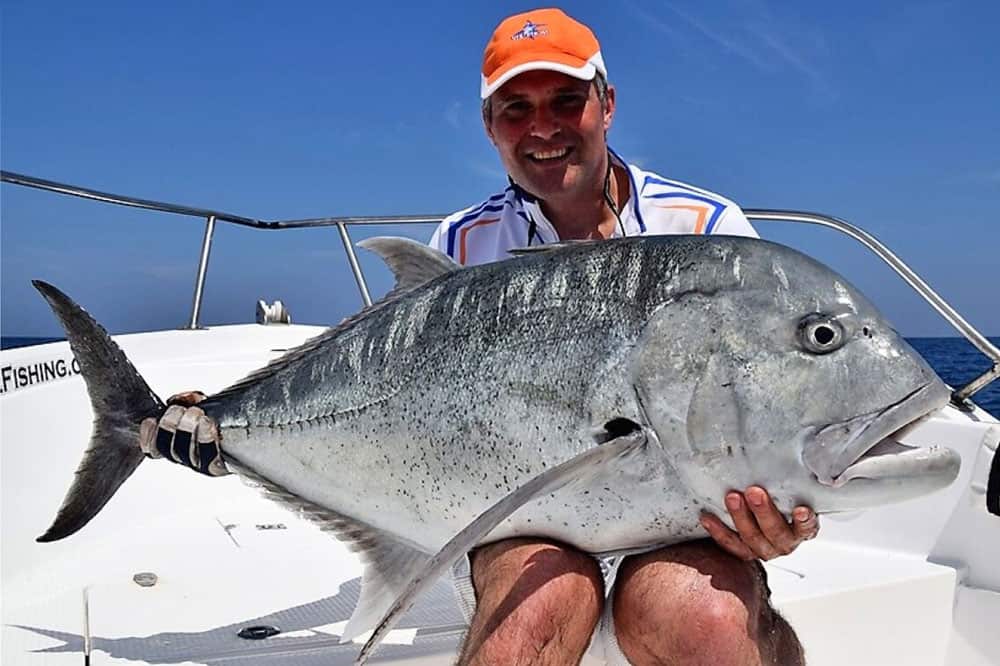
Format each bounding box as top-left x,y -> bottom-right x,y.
139,392 -> 229,477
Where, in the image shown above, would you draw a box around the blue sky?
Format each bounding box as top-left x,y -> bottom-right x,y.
3,1 -> 998,338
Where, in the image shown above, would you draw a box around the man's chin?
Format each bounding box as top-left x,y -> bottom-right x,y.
514,170 -> 579,200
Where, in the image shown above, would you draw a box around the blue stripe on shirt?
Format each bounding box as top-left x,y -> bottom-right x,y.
641,174 -> 713,197
645,192 -> 726,234
446,203 -> 506,257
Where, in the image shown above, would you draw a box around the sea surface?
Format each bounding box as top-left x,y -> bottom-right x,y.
2,336 -> 998,419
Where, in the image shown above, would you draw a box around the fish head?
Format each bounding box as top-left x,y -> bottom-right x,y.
631,237 -> 960,519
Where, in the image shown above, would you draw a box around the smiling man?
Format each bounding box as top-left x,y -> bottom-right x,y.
146,8 -> 817,665
429,8 -> 817,666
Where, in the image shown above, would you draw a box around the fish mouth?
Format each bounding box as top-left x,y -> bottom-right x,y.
826,418 -> 960,488
805,382 -> 956,488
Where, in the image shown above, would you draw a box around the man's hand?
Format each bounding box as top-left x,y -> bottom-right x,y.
700,486 -> 818,561
139,390 -> 229,477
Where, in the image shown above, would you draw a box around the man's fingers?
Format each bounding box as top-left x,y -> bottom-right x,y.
159,404 -> 186,430
702,488 -> 820,563
137,403 -> 229,477
193,413 -> 229,476
153,405 -> 187,460
167,391 -> 207,407
700,513 -> 755,561
745,486 -> 798,555
139,417 -> 160,458
792,506 -> 819,541
725,492 -> 780,560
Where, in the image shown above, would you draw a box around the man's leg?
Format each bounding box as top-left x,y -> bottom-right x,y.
612,539 -> 804,666
459,538 -> 604,666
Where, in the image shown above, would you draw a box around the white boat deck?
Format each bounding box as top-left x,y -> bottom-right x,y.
3,325 -> 998,665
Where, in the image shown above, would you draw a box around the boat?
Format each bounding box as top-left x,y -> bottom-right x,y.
2,171 -> 998,665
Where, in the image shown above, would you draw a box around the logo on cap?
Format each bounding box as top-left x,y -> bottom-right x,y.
510,20 -> 548,41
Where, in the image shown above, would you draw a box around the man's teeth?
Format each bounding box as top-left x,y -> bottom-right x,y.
531,147 -> 569,160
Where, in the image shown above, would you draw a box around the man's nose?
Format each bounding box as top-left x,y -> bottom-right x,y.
528,105 -> 560,139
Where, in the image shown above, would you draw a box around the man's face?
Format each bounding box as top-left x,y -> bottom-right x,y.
484,70 -> 615,201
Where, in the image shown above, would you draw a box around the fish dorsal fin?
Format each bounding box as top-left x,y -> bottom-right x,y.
225,459 -> 430,642
358,237 -> 459,291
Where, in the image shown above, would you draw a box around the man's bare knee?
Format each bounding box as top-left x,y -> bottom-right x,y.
460,539 -> 603,665
614,539 -> 798,666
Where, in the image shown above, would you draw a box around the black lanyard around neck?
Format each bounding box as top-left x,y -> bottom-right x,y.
511,152 -> 626,246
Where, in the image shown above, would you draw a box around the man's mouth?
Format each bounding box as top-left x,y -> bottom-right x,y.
527,146 -> 572,163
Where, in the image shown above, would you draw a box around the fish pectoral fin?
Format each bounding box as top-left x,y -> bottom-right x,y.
357,237 -> 459,291
355,425 -> 651,664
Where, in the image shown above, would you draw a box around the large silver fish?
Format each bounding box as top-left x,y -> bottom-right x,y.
33,235 -> 961,662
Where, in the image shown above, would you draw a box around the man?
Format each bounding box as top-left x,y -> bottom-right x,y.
149,8 -> 817,665
427,9 -> 816,666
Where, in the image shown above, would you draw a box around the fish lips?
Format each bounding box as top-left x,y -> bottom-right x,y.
804,382 -> 959,488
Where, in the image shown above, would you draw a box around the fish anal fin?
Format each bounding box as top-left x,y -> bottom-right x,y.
341,533 -> 430,642
223,460 -> 429,642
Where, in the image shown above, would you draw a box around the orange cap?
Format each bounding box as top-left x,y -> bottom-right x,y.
481,8 -> 607,100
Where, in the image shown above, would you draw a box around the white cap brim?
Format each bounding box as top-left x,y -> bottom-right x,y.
480,52 -> 606,99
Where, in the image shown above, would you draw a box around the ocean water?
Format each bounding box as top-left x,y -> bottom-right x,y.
908,337 -> 999,418
2,336 -> 998,418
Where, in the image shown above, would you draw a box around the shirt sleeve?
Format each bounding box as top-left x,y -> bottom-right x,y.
427,219 -> 453,257
712,207 -> 759,239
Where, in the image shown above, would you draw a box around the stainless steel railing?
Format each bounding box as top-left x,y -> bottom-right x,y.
0,170 -> 443,324
3,170 -> 997,405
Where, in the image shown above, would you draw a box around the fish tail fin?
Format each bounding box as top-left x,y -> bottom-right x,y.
32,280 -> 165,542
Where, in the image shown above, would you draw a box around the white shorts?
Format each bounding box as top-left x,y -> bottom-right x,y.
450,554 -> 633,665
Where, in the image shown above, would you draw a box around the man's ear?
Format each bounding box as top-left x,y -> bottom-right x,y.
603,84 -> 617,132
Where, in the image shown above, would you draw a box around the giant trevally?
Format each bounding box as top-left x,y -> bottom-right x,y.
32,235 -> 961,663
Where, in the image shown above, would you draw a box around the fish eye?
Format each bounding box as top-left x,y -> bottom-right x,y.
798,314 -> 845,354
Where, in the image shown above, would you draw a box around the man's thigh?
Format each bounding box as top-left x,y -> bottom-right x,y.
469,538 -> 605,624
458,538 -> 605,665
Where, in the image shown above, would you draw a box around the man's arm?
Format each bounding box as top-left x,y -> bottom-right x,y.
713,207 -> 759,239
428,222 -> 450,256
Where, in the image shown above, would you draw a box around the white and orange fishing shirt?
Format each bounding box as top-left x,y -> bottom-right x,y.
429,149 -> 757,265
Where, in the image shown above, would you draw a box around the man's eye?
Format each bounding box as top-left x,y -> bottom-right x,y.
502,101 -> 530,116
554,94 -> 586,110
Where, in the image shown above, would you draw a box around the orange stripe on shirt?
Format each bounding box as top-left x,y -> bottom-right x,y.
458,217 -> 500,265
653,204 -> 710,234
